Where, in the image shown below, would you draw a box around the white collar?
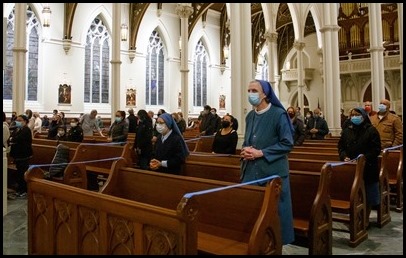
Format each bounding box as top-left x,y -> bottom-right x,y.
255,103 -> 272,115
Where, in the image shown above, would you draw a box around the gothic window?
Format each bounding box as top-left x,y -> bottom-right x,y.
3,5 -> 39,101
84,17 -> 110,103
145,30 -> 165,106
193,40 -> 208,107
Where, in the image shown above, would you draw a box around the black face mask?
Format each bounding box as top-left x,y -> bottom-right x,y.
221,121 -> 231,128
288,112 -> 295,119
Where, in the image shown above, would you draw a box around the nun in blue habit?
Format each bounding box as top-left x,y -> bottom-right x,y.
240,79 -> 295,245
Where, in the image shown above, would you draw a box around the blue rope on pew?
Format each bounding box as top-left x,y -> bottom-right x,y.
383,144 -> 403,151
183,175 -> 280,199
326,154 -> 363,167
28,157 -> 122,170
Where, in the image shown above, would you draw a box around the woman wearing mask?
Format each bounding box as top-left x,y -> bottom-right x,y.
338,107 -> 381,228
149,113 -> 189,174
287,106 -> 305,146
134,109 -> 153,170
211,114 -> 238,154
240,79 -> 295,245
66,118 -> 84,142
9,115 -> 33,198
107,110 -> 128,143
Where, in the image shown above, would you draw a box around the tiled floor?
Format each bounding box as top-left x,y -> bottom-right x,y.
3,197 -> 403,255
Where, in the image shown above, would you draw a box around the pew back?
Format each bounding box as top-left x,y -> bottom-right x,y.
25,163 -> 197,255
101,167 -> 282,255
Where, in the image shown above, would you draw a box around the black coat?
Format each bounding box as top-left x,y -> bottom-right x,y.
9,126 -> 33,160
338,121 -> 381,183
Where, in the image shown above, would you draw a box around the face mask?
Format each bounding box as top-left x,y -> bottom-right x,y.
115,117 -> 122,123
70,122 -> 77,127
156,123 -> 167,134
288,112 -> 295,119
221,121 -> 230,128
378,104 -> 387,113
58,131 -> 65,136
306,115 -> 311,119
15,121 -> 22,128
364,106 -> 371,112
248,92 -> 261,106
351,115 -> 363,125
211,111 -> 216,115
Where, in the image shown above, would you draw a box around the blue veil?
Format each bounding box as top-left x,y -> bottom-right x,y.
160,113 -> 190,157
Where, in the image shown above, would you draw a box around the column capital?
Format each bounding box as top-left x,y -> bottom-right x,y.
176,4 -> 194,19
264,31 -> 278,43
293,41 -> 305,51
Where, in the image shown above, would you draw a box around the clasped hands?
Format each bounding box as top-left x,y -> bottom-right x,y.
150,159 -> 161,170
241,146 -> 263,161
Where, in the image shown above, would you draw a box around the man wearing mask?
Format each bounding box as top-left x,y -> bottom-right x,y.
210,108 -> 222,132
305,108 -> 329,140
370,99 -> 403,149
199,105 -> 217,136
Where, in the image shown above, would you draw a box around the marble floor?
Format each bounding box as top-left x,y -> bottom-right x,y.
3,197 -> 403,255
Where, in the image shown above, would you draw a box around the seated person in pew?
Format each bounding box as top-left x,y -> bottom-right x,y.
240,79 -> 295,245
211,114 -> 238,154
55,125 -> 68,144
338,107 -> 382,227
66,118 -> 84,142
150,113 -> 189,175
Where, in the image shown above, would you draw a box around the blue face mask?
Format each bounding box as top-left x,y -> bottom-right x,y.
248,92 -> 261,106
115,117 -> 122,123
351,115 -> 363,125
378,104 -> 387,113
15,121 -> 22,128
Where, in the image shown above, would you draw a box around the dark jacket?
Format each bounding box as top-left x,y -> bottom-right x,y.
127,114 -> 138,133
292,117 -> 305,146
152,132 -> 187,174
305,116 -> 329,139
199,112 -> 217,136
67,125 -> 84,142
9,126 -> 33,160
338,118 -> 381,183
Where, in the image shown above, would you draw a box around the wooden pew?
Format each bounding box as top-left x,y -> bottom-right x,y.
290,168 -> 332,255
101,166 -> 283,255
184,155 -> 369,248
288,151 -> 340,161
25,161 -> 198,255
381,146 -> 403,212
192,136 -> 215,152
182,157 -> 333,254
289,157 -> 368,247
60,142 -> 133,189
293,146 -> 337,154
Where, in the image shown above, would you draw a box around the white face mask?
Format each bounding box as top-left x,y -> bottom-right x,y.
70,122 -> 77,127
156,123 -> 167,134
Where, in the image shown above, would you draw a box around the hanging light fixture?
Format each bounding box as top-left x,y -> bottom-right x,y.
121,24 -> 128,41
42,5 -> 51,27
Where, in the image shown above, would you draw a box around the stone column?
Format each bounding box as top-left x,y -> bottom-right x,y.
264,31 -> 280,97
176,3 -> 193,122
12,3 -> 27,115
110,3 -> 122,122
293,41 -> 305,110
229,3 -> 252,136
320,3 -> 341,136
368,3 -> 385,106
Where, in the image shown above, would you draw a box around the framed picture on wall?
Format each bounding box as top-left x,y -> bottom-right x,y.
58,84 -> 71,104
126,88 -> 136,107
219,94 -> 226,109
